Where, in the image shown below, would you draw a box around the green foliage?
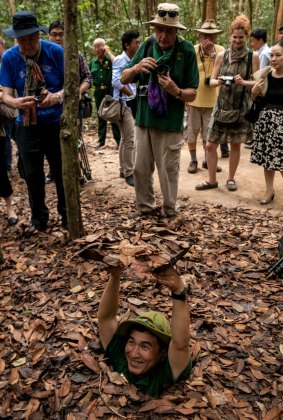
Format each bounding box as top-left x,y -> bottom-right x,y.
0,0 -> 276,60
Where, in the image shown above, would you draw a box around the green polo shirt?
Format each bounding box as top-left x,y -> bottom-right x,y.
105,335 -> 192,397
128,36 -> 199,132
89,54 -> 112,87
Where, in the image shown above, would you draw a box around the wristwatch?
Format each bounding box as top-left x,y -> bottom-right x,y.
171,287 -> 188,301
176,89 -> 183,99
56,91 -> 64,104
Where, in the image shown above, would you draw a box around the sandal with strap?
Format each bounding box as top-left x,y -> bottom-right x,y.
227,179 -> 237,191
195,180 -> 218,191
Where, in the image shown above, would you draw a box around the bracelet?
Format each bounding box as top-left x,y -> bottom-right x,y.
171,287 -> 188,301
56,91 -> 63,105
176,89 -> 183,99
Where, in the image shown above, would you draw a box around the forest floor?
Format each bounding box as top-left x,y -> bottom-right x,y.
0,124 -> 282,419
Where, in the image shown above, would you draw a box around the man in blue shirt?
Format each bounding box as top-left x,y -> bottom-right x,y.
250,28 -> 270,69
112,30 -> 140,186
0,11 -> 66,235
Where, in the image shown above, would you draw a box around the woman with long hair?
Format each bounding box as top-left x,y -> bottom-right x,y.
196,15 -> 259,192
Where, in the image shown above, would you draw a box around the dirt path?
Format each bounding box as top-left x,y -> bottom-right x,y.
83,128 -> 282,215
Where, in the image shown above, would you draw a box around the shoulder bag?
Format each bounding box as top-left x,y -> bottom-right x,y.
244,96 -> 266,124
0,101 -> 17,124
98,94 -> 125,123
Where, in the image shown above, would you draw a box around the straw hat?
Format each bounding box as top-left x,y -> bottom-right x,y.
2,11 -> 48,39
194,19 -> 223,34
146,3 -> 187,30
252,65 -> 272,96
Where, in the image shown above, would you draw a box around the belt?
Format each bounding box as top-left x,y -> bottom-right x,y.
95,84 -> 108,90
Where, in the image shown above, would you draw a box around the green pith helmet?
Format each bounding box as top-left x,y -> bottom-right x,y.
116,310 -> 172,346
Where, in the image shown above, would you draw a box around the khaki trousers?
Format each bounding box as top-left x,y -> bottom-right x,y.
134,126 -> 183,216
118,108 -> 135,177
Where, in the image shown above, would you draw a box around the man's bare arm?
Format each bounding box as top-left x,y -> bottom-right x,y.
2,86 -> 35,109
97,267 -> 122,350
120,57 -> 157,85
155,268 -> 190,381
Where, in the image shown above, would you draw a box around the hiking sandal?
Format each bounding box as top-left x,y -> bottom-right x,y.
195,180 -> 218,190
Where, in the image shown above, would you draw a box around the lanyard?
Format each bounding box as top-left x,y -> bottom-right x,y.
198,45 -> 215,79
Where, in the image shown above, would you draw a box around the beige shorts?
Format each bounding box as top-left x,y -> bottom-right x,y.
186,106 -> 213,144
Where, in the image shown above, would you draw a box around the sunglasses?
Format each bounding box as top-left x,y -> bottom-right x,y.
157,10 -> 179,18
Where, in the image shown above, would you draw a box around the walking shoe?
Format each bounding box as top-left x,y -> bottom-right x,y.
202,161 -> 222,172
221,152 -> 230,158
244,141 -> 253,149
195,180 -> 218,190
94,142 -> 105,149
25,224 -> 47,237
227,179 -> 237,191
187,161 -> 198,174
125,175 -> 134,186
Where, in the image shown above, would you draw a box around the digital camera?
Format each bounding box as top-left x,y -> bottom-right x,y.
219,75 -> 234,87
204,76 -> 211,85
138,85 -> 148,96
29,85 -> 45,102
155,63 -> 170,75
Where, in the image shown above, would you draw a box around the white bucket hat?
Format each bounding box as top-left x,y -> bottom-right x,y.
146,3 -> 187,30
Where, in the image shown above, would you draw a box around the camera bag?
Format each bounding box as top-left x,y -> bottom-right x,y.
98,94 -> 126,123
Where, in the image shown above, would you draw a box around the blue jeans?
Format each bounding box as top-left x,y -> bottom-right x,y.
16,121 -> 66,227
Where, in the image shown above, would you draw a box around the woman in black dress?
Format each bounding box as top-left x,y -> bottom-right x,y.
250,40 -> 283,204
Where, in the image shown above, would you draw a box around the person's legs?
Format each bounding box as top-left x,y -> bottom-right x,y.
43,122 -> 66,224
262,168 -> 275,199
4,121 -> 13,170
187,106 -> 201,173
111,122 -> 121,147
134,126 -> 156,213
0,137 -> 13,199
206,141 -> 219,184
0,137 -> 17,223
151,128 -> 182,216
118,109 -> 135,184
94,91 -> 107,146
16,124 -> 48,227
220,142 -> 229,158
228,143 -> 241,181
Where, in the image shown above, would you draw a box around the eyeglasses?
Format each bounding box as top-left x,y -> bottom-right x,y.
49,32 -> 64,38
157,10 -> 179,18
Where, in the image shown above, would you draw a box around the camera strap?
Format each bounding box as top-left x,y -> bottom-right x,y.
217,49 -> 253,110
199,45 -> 215,80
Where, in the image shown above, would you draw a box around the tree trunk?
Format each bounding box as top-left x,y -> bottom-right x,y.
205,0 -> 216,20
61,0 -> 84,239
8,0 -> 15,15
274,0 -> 283,42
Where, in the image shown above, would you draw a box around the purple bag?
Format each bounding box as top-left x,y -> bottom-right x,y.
148,80 -> 167,116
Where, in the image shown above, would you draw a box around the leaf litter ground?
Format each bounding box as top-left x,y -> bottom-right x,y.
0,132 -> 282,419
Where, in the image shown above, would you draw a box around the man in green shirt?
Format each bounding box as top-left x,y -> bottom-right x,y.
89,38 -> 121,148
121,3 -> 198,217
98,266 -> 191,397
